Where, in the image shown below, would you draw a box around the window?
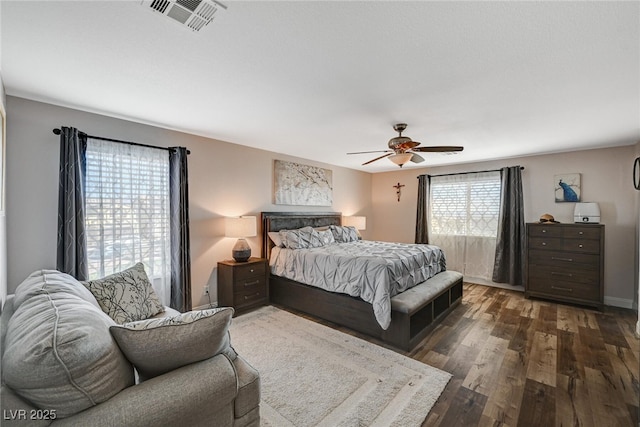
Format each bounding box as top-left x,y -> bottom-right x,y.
84,138 -> 171,304
428,171 -> 501,282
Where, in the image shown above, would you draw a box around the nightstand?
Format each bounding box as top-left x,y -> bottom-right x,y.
217,257 -> 269,315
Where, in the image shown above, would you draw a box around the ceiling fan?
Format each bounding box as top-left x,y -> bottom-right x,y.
348,123 -> 464,168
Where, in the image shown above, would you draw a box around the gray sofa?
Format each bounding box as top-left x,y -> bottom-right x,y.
1,269 -> 260,426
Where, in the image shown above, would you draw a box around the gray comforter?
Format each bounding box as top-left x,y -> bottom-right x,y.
269,240 -> 446,329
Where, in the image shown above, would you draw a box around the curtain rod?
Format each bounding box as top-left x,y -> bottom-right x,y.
418,166 -> 524,178
52,128 -> 190,155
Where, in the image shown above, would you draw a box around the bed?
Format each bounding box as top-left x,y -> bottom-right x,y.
261,211 -> 463,351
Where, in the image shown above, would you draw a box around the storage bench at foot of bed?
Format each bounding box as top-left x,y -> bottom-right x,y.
269,270 -> 464,352
385,270 -> 464,351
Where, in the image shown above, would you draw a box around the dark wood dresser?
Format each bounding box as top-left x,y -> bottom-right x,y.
525,223 -> 604,310
217,257 -> 269,315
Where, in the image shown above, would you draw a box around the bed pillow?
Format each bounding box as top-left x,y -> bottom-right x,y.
329,225 -> 360,243
109,307 -> 235,381
279,226 -> 325,249
268,231 -> 284,247
317,229 -> 336,246
82,263 -> 164,324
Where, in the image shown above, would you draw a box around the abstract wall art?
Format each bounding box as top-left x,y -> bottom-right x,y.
274,160 -> 333,206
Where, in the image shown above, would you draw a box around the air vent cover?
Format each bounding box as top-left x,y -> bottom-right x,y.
142,0 -> 226,32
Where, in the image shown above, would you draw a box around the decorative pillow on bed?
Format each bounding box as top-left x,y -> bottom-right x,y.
329,225 -> 360,243
109,307 -> 235,381
268,231 -> 284,247
279,226 -> 326,249
317,229 -> 335,245
82,263 -> 165,324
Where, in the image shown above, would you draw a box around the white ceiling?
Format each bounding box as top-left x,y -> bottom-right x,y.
2,1 -> 639,173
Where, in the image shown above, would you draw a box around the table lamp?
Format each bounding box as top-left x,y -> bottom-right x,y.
342,216 -> 366,230
225,216 -> 257,262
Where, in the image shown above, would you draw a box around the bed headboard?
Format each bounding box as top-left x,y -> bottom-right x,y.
261,211 -> 342,259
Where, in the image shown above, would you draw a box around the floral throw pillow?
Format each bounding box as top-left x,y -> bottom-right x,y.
82,263 -> 165,324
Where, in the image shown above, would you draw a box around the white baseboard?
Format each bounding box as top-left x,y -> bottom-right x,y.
603,296 -> 634,309
193,302 -> 217,310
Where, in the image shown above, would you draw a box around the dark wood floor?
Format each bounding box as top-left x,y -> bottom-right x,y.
291,283 -> 640,427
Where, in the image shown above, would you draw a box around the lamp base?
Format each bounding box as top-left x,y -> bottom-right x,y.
232,238 -> 251,262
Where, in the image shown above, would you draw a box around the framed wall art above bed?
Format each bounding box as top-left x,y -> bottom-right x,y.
273,160 -> 332,206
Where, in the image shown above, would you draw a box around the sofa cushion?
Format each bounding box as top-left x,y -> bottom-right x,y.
109,307 -> 235,381
82,263 -> 164,324
2,270 -> 135,418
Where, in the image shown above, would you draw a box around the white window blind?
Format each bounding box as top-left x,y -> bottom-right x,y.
428,171 -> 501,282
84,138 -> 171,304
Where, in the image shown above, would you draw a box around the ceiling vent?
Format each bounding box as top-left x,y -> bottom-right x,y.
141,0 -> 226,32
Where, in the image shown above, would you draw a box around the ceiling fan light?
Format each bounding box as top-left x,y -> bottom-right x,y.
388,153 -> 413,167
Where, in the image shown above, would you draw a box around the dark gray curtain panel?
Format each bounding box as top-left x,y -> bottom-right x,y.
492,166 -> 525,285
415,174 -> 430,244
169,147 -> 192,312
57,127 -> 88,280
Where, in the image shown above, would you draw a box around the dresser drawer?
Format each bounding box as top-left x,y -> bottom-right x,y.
529,265 -> 600,286
233,261 -> 266,281
562,226 -> 601,240
561,239 -> 600,254
528,226 -> 562,238
528,236 -> 562,251
528,249 -> 600,268
527,277 -> 600,301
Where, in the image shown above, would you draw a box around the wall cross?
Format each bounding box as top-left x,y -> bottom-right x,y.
393,182 -> 405,202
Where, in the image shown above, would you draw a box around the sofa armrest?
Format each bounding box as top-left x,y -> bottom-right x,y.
52,354 -> 238,427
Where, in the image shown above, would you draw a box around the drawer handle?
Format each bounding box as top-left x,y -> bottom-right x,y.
551,257 -> 573,262
578,244 -> 583,248
551,285 -> 573,292
541,242 -> 547,246
250,268 -> 255,273
551,272 -> 573,278
244,292 -> 261,300
244,280 -> 260,287
579,231 -> 584,235
542,230 -> 547,233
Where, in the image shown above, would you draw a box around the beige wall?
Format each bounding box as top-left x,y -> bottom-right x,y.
372,146 -> 638,307
5,96 -> 373,308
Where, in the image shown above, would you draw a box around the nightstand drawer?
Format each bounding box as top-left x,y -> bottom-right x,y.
234,276 -> 266,293
234,285 -> 267,309
234,262 -> 266,281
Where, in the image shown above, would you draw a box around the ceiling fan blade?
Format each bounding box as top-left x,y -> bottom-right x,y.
412,146 -> 464,153
347,150 -> 392,155
410,153 -> 425,163
362,152 -> 393,165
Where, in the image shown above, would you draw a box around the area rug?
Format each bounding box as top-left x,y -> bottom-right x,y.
229,306 -> 451,427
